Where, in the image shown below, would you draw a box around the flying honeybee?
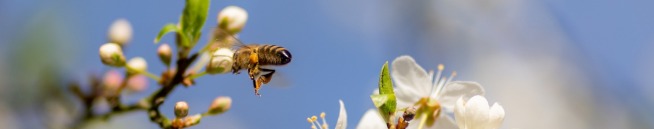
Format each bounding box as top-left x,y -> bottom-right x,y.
232,44 -> 292,96
212,28 -> 292,96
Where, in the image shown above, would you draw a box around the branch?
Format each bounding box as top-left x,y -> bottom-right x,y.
146,48 -> 199,128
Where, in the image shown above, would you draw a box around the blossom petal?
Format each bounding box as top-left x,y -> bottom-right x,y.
437,81 -> 485,111
395,88 -> 420,108
454,97 -> 467,129
335,100 -> 347,129
356,109 -> 386,129
464,95 -> 490,129
392,56 -> 432,107
487,102 -> 505,129
434,114 -> 459,129
405,113 -> 458,129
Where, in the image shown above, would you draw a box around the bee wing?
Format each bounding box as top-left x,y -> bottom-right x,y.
263,71 -> 292,88
210,27 -> 248,49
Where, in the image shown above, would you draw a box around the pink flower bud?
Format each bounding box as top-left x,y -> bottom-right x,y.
102,70 -> 123,96
207,96 -> 231,115
126,75 -> 148,92
158,44 -> 172,66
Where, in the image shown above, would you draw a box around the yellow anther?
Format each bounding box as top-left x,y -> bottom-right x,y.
322,124 -> 328,129
437,64 -> 444,71
451,71 -> 457,77
320,112 -> 326,118
311,116 -> 318,121
311,125 -> 317,129
307,117 -> 313,123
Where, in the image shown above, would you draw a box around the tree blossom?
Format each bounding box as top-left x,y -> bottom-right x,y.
356,109 -> 386,129
454,95 -> 505,129
358,55 -> 485,129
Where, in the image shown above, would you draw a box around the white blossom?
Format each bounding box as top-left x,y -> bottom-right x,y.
355,109 -> 386,129
384,55 -> 486,129
454,95 -> 505,129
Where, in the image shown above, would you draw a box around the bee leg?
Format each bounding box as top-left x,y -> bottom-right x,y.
253,76 -> 262,96
248,67 -> 261,79
259,68 -> 275,84
248,68 -> 263,96
248,52 -> 260,79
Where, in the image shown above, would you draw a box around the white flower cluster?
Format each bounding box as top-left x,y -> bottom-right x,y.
99,19 -> 150,75
356,56 -> 505,129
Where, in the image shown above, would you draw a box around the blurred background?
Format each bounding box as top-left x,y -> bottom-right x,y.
1,0 -> 653,129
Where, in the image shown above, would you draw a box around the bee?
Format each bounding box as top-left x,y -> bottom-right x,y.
232,44 -> 292,96
212,29 -> 292,96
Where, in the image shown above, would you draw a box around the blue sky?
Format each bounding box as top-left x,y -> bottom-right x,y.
1,0 -> 653,128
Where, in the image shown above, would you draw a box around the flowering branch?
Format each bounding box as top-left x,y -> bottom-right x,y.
146,51 -> 199,128
68,0 -> 249,128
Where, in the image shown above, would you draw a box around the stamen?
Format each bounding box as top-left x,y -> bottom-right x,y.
430,64 -> 445,98
435,64 -> 444,84
432,77 -> 447,98
308,117 -> 318,129
320,112 -> 328,129
446,71 -> 456,84
313,120 -> 323,129
310,116 -> 323,129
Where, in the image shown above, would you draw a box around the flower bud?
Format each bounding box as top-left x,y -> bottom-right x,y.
127,57 -> 148,74
102,70 -> 123,96
158,44 -> 172,66
205,48 -> 234,74
207,96 -> 231,115
175,101 -> 189,118
99,43 -> 126,67
108,18 -> 133,45
217,6 -> 248,34
126,75 -> 148,93
184,114 -> 202,127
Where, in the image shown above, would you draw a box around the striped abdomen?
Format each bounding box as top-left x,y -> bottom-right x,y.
256,45 -> 292,66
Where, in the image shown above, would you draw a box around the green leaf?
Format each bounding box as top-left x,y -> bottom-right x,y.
154,23 -> 178,43
378,61 -> 394,95
374,61 -> 396,123
180,0 -> 210,46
